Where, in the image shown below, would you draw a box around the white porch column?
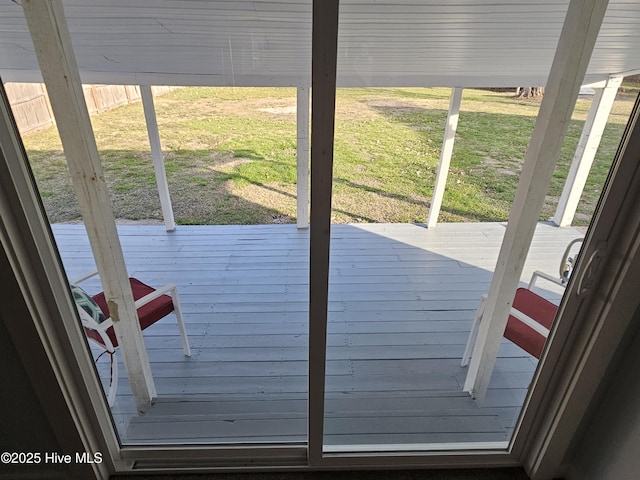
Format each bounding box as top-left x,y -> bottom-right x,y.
463,0 -> 610,400
297,85 -> 310,229
551,75 -> 622,227
22,0 -> 156,413
427,87 -> 463,228
140,85 -> 176,232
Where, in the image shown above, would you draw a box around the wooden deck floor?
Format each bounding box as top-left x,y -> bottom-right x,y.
52,222 -> 583,447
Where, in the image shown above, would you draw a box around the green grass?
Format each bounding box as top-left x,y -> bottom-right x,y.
21,86 -> 636,225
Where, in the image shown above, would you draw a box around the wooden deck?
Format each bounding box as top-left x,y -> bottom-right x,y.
52,222 -> 583,447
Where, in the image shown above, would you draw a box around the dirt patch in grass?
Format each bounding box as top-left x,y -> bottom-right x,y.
208,152 -> 252,171
257,106 -> 297,115
218,96 -> 298,119
364,99 -> 441,120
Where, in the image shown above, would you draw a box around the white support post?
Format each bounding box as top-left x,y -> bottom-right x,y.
296,85 -> 310,229
427,87 -> 463,228
551,75 -> 622,227
140,85 -> 176,232
22,0 -> 156,413
463,0 -> 610,400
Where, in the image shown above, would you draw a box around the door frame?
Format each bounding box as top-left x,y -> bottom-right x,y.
3,29 -> 640,480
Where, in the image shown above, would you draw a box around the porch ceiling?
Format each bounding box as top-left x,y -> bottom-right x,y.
2,0 -> 639,87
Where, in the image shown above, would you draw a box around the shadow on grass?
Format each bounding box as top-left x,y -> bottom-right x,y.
365,100 -> 615,223
27,148 -> 299,225
28,144 -> 429,225
28,147 -> 377,225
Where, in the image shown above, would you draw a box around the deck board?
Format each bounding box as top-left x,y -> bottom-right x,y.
53,222 -> 582,447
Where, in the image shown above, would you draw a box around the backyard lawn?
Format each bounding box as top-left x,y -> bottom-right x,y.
21,86 -> 636,226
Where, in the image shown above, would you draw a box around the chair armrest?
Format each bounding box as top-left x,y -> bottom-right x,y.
76,306 -> 116,351
509,308 -> 551,338
134,284 -> 177,309
72,270 -> 99,284
559,237 -> 584,278
528,238 -> 585,289
528,271 -> 565,289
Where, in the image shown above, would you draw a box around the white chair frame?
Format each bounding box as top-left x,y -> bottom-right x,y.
72,271 -> 191,406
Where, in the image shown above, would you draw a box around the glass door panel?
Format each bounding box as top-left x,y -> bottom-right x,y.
321,0 -> 634,453
12,0 -> 313,447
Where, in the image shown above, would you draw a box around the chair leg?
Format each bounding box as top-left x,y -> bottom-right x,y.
171,286 -> 191,357
107,351 -> 118,407
461,294 -> 487,367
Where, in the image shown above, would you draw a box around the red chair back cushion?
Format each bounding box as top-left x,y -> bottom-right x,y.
84,278 -> 174,348
504,288 -> 558,359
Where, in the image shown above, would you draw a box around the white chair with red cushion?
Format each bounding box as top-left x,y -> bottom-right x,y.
71,271 -> 191,406
461,238 -> 583,367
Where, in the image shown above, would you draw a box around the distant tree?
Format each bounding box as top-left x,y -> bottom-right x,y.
515,86 -> 545,98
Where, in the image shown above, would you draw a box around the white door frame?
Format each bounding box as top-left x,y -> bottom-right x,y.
517,94 -> 640,480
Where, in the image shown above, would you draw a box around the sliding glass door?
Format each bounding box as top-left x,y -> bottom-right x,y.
2,0 -> 639,475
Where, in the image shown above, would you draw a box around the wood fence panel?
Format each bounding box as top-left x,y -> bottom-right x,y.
7,83 -> 178,134
125,85 -> 141,102
82,84 -> 99,114
151,86 -> 174,96
91,84 -> 129,112
6,83 -> 54,133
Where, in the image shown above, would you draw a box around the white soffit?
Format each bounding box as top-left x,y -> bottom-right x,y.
0,0 -> 638,87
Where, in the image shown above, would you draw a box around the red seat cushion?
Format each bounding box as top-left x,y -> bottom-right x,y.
504,288 -> 558,359
85,278 -> 174,348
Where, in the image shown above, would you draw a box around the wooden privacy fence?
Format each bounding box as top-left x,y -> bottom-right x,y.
5,83 -> 175,134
